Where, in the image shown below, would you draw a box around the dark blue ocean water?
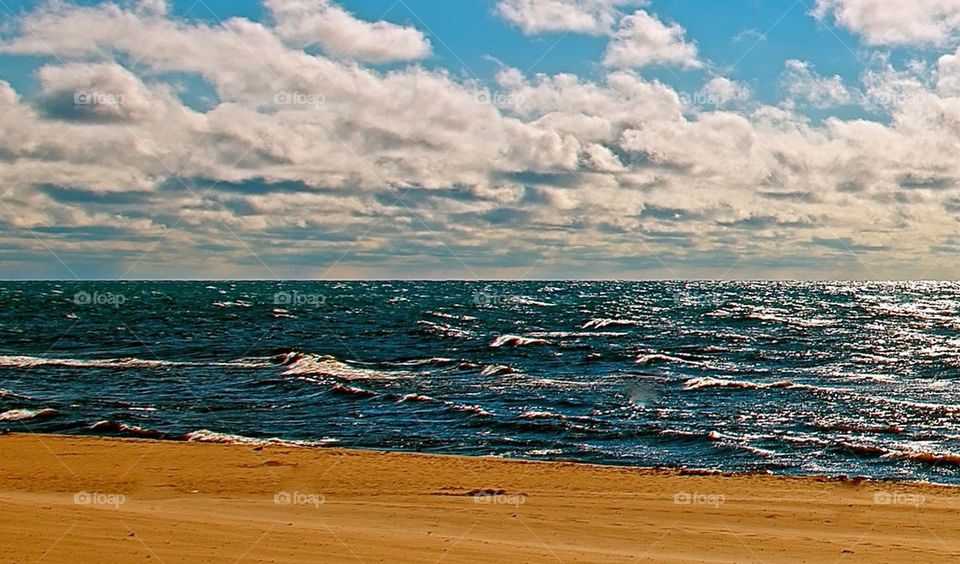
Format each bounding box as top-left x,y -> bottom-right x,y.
3,281 -> 960,483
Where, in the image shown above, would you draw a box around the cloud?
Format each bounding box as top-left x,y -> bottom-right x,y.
3,2 -> 960,277
602,10 -> 701,69
265,0 -> 431,63
812,0 -> 960,46
36,62 -> 166,123
496,0 -> 642,35
697,77 -> 751,107
781,59 -> 854,109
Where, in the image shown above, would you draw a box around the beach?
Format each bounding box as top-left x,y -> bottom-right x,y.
0,434 -> 956,562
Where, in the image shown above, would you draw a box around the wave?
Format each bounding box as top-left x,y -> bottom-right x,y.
834,440 -> 960,468
89,420 -> 167,439
581,318 -> 640,330
330,383 -> 377,398
850,353 -> 900,365
480,364 -> 518,377
874,397 -> 960,414
0,388 -> 29,399
398,393 -> 436,403
416,320 -> 472,339
0,354 -> 274,370
814,420 -> 903,434
508,297 -> 555,307
683,377 -> 803,391
183,429 -> 337,447
706,430 -> 781,458
888,449 -> 960,467
281,353 -> 409,381
212,300 -> 252,308
0,408 -> 57,422
384,357 -> 459,368
636,354 -> 714,368
490,335 -> 550,348
529,378 -> 596,389
427,311 -> 477,322
519,410 -> 595,423
526,331 -> 628,338
396,393 -> 492,416
451,403 -> 493,416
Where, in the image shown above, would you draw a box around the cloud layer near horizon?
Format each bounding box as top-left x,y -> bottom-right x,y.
2,0 -> 960,279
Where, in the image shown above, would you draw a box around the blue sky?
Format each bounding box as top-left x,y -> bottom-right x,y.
2,0 -> 960,279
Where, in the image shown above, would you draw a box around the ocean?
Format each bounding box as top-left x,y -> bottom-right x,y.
2,280 -> 960,483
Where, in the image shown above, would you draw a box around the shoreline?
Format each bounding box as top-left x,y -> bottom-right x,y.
12,429 -> 960,488
2,433 -> 959,562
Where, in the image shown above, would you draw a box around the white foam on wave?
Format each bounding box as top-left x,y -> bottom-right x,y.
184,429 -> 338,447
529,378 -> 596,389
683,376 -> 809,391
396,393 -> 492,416
834,440 -> 960,468
330,383 -> 377,398
427,311 -> 477,322
281,354 -> 409,381
398,393 -> 436,403
490,335 -> 550,348
527,331 -> 628,338
581,318 -> 640,330
636,354 -> 713,368
0,354 -> 274,370
385,357 -> 457,367
480,364 -> 518,377
877,397 -> 960,414
519,410 -> 594,423
0,408 -> 58,422
508,297 -> 555,307
416,320 -> 472,339
212,300 -> 252,308
89,420 -> 166,439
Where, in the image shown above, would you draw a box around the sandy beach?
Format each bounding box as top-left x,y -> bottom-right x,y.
0,433 -> 956,563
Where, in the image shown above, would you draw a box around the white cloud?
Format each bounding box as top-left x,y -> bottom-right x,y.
602,10 -> 701,69
813,0 -> 960,46
698,77 -> 751,107
781,59 -> 854,109
496,0 -> 641,35
267,0 -> 431,63
4,2 -> 960,277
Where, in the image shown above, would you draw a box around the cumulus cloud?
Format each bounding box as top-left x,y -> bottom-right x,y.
698,77 -> 751,107
602,10 -> 701,69
36,62 -> 166,123
781,59 -> 854,109
3,1 -> 960,277
496,0 -> 641,35
813,0 -> 960,46
266,0 -> 431,63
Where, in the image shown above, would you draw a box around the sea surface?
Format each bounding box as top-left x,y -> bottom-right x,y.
3,281 -> 960,483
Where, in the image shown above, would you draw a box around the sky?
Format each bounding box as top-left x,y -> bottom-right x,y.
2,1 -> 960,279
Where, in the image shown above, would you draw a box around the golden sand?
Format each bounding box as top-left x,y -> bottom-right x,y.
0,433 -> 957,562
